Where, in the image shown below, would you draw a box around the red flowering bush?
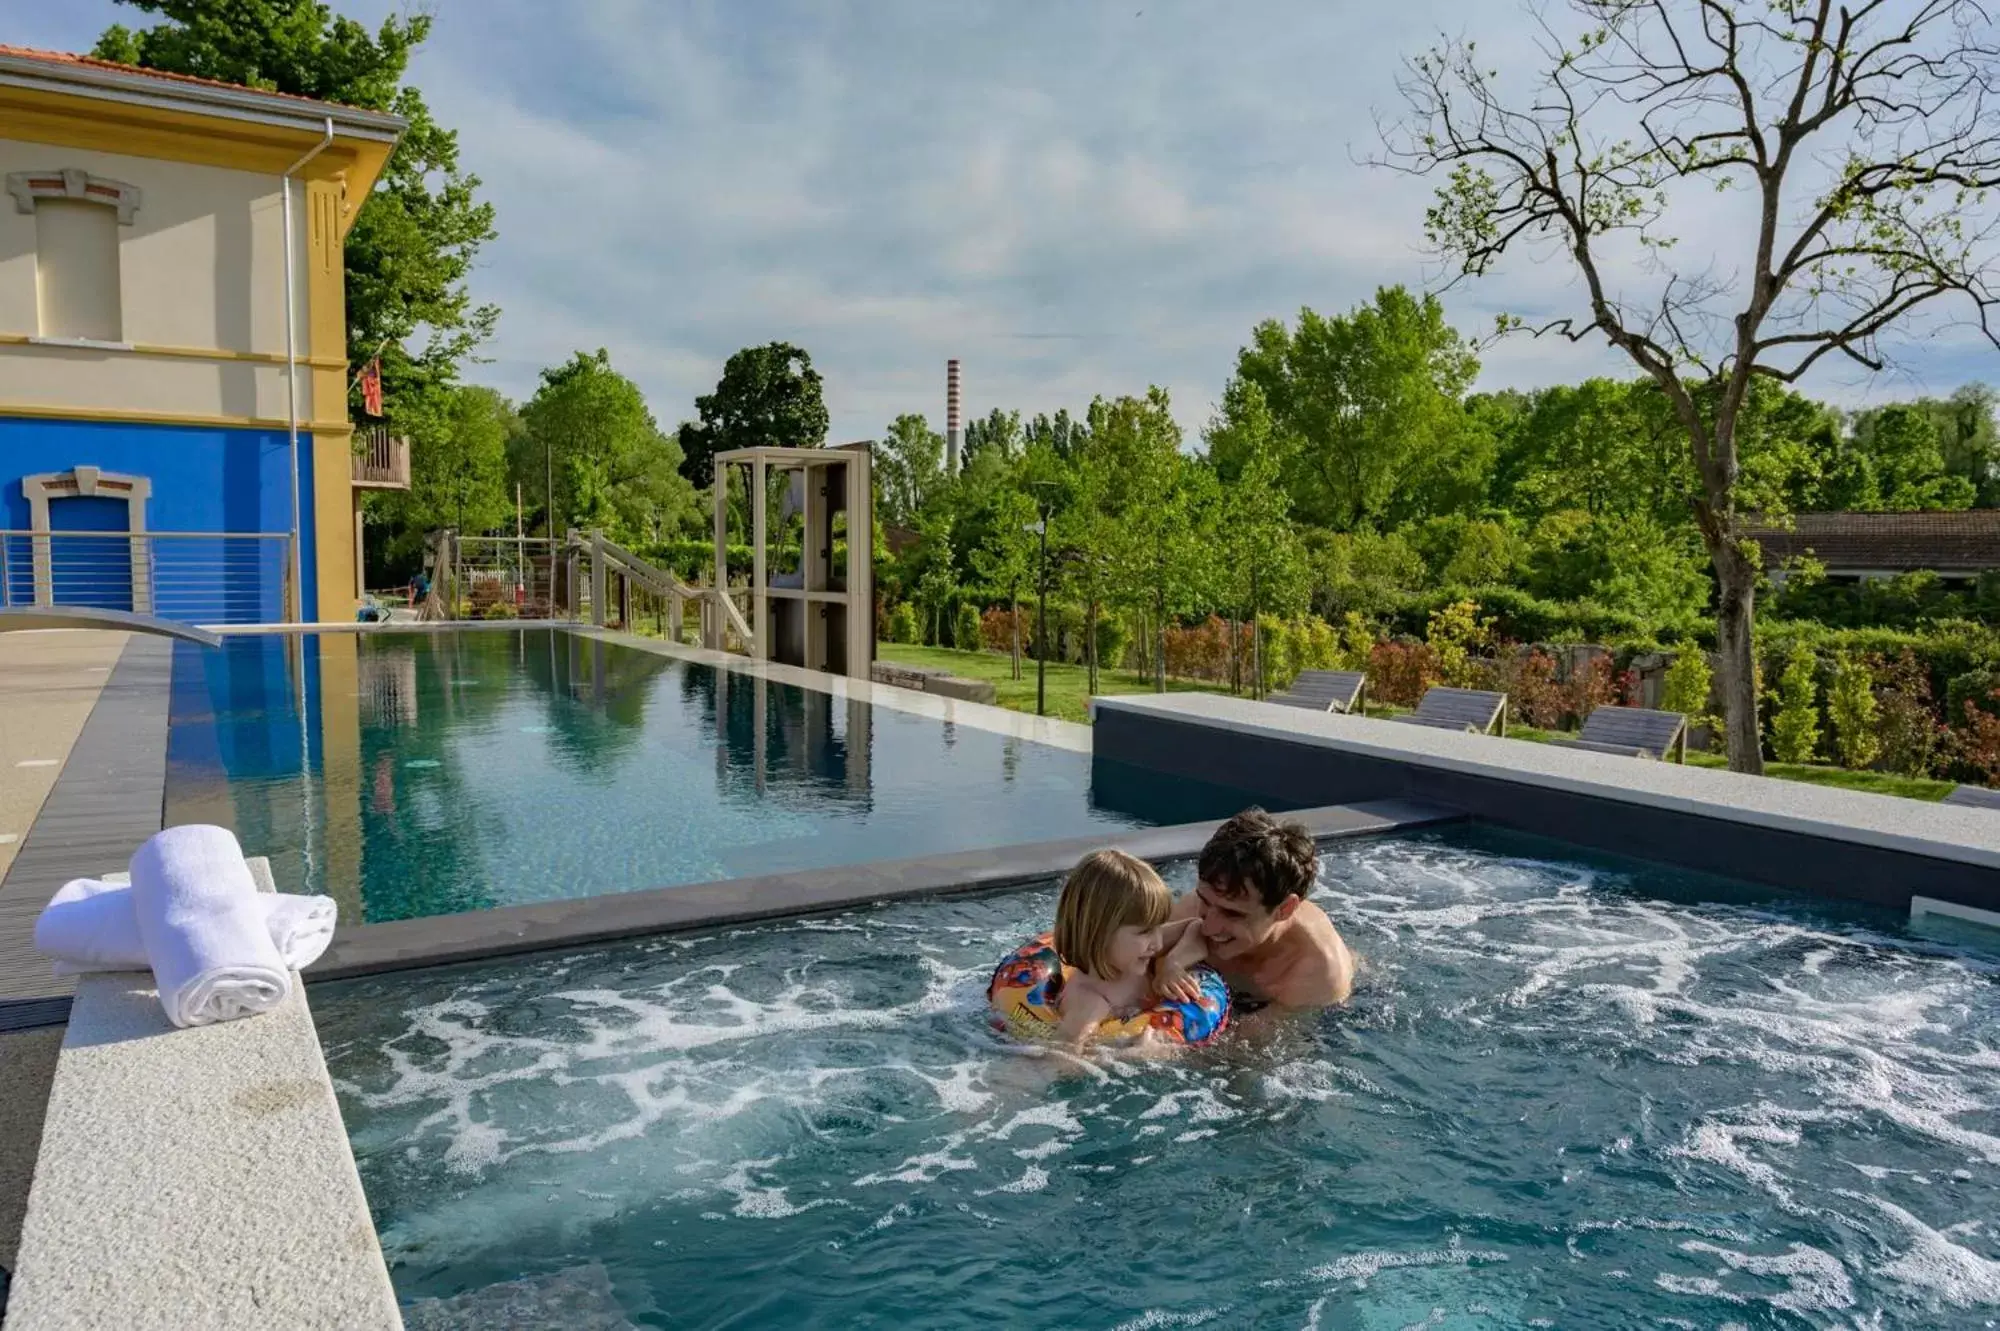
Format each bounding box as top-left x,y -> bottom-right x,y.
1369,639 -> 1439,707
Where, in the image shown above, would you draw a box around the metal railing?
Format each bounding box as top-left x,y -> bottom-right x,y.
0,530 -> 295,625
352,426 -> 411,489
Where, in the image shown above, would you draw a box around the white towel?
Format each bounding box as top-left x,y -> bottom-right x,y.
34,878 -> 338,976
129,825 -> 291,1028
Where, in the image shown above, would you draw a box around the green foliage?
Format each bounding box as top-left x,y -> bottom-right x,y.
953,603 -> 983,652
1844,404 -> 1979,511
1226,287 -> 1482,529
1094,614 -> 1132,673
1767,645 -> 1823,765
886,602 -> 921,646
676,343 -> 829,488
1660,650 -> 1714,726
371,385 -> 514,563
1826,653 -> 1881,770
874,413 -> 945,528
1947,670 -> 2000,723
1425,598 -> 1492,688
518,350 -> 696,544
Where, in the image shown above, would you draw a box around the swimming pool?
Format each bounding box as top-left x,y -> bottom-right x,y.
162,629 -> 1214,923
318,826 -> 2000,1328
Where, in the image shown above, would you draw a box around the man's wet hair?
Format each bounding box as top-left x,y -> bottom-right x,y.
1196,808 -> 1318,911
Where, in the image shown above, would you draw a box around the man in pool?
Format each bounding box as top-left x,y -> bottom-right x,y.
1151,808 -> 1354,1012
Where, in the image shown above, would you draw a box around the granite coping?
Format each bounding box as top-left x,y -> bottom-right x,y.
6,859 -> 399,1331
310,798 -> 1461,981
1095,692 -> 2000,872
574,626 -> 1096,752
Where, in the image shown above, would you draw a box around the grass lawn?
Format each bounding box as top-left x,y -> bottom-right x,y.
878,643 -> 1958,804
875,642 -> 1231,724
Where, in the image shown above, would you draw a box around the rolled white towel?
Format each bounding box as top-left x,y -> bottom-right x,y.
35,878 -> 338,976
130,824 -> 291,1028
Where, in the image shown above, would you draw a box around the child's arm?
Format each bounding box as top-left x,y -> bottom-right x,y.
1054,982 -> 1114,1049
1151,919 -> 1208,1003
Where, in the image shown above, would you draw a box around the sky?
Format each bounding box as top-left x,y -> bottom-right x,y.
11,0 -> 1999,445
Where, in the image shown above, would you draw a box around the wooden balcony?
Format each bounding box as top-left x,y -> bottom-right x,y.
352,426 -> 410,490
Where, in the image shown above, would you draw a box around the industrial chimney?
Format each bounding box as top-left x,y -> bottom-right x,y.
945,358 -> 963,474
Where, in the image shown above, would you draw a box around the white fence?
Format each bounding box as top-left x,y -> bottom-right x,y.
0,530 -> 296,625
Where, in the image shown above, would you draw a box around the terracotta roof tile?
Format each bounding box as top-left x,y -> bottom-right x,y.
1745,510 -> 2000,573
0,43 -> 376,115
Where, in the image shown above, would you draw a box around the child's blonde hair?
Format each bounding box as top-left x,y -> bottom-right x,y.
1053,849 -> 1171,979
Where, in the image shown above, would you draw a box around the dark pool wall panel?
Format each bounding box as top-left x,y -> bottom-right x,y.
1093,707 -> 2000,914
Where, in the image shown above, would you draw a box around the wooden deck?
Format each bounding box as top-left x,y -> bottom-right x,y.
0,635 -> 173,1024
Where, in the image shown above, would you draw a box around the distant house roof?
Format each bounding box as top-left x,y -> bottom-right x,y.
1745,511 -> 2000,574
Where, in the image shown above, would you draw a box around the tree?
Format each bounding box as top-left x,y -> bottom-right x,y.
969,484 -> 1038,680
874,414 -> 946,528
1204,379 -> 1310,695
519,350 -> 696,545
1849,403 -> 1979,509
1226,288 -> 1482,530
678,342 -> 829,488
95,1 -> 498,415
1090,389 -> 1217,692
1932,383 -> 2000,505
1383,0 -> 2000,773
962,408 -> 1025,473
367,385 -> 513,571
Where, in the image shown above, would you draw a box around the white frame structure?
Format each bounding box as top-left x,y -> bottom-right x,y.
710,443 -> 875,680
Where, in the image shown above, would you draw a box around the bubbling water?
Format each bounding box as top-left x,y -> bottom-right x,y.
320,827 -> 2000,1329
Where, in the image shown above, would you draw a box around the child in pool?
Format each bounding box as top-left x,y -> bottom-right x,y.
1050,849 -> 1209,1049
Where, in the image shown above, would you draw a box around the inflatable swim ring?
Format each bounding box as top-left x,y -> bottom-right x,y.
986,932 -> 1231,1046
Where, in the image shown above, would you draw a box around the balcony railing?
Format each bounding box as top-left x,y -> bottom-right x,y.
352,426 -> 411,490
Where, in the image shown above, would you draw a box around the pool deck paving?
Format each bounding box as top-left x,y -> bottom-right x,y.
5,859 -> 401,1331
0,632 -> 172,1014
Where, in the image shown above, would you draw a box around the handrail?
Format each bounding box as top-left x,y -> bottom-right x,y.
590,531 -> 754,646
0,530 -> 295,539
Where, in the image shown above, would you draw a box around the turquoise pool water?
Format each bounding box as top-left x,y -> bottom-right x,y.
320,826 -> 2000,1329
162,629 -> 1208,924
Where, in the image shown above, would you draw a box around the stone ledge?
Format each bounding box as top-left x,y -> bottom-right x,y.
6,859 -> 398,1331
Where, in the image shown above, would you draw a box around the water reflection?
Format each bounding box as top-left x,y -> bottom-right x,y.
164,630 -> 1175,923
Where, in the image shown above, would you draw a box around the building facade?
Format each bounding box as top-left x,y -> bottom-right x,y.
0,46 -> 405,623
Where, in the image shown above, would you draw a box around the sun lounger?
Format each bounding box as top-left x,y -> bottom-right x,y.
1548,705 -> 1689,763
1266,669 -> 1367,714
1392,686 -> 1507,736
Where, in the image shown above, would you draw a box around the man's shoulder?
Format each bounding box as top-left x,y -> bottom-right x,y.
1277,904 -> 1353,1005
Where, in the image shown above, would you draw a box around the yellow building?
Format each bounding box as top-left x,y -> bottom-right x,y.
0,44 -> 406,623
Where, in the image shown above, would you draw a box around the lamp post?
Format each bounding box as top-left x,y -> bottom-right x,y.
1025,485 -> 1058,717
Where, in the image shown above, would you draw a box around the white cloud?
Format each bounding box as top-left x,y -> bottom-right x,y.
17,0 -> 1996,443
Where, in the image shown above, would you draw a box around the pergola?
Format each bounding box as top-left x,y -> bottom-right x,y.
710,444 -> 875,680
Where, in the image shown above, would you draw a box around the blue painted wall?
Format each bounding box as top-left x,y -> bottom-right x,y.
0,416 -> 317,622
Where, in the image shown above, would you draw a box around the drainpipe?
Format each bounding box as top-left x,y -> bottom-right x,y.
282,117 -> 335,623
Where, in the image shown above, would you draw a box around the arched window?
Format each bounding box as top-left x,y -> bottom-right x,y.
6,168 -> 141,344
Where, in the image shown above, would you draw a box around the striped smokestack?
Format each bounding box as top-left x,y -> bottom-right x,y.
945,358 -> 963,474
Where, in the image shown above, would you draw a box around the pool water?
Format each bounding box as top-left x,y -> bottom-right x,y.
163,630 -> 1198,923
319,827 -> 2000,1329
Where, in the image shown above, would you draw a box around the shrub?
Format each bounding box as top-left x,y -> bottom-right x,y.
1095,613 -> 1132,674
887,602 -> 921,645
1502,650 -> 1565,729
1660,650 -> 1714,724
1369,639 -> 1439,707
1425,599 -> 1492,689
954,603 -> 983,652
480,600 -> 518,621
1825,653 -> 1881,770
980,606 -> 1024,655
1333,612 -> 1378,671
1950,689 -> 2000,788
1873,649 -> 1943,778
1565,653 -> 1623,725
1946,670 -> 2000,723
1767,643 -> 1822,764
